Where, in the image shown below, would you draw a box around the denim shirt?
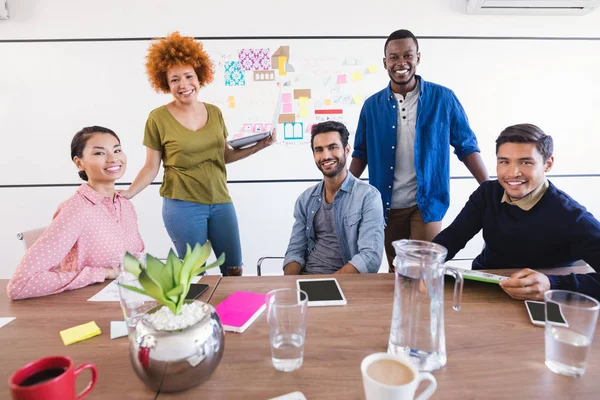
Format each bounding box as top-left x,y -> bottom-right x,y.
352,76 -> 481,223
283,172 -> 384,274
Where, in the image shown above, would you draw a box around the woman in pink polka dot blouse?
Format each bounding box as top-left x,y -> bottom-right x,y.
7,126 -> 145,300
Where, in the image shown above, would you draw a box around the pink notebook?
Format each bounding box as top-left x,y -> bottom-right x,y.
215,291 -> 266,333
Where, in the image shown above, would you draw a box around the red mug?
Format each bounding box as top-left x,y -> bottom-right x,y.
9,356 -> 97,400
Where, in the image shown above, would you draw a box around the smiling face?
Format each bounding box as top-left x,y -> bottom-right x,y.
73,133 -> 126,185
496,142 -> 553,200
383,38 -> 420,95
166,64 -> 200,104
312,131 -> 350,178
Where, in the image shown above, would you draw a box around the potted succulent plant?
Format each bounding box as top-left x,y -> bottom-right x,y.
121,241 -> 225,393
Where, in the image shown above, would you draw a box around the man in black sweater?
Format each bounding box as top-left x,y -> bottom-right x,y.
433,124 -> 600,301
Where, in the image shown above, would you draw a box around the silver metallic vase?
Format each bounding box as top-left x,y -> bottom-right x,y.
128,300 -> 225,393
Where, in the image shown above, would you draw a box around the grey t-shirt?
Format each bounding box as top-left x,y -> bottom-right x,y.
304,192 -> 345,274
391,81 -> 420,209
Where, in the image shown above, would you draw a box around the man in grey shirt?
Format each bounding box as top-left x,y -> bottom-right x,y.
283,121 -> 384,275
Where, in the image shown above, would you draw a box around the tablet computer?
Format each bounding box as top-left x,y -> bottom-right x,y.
296,278 -> 347,307
227,91 -> 281,149
227,131 -> 271,149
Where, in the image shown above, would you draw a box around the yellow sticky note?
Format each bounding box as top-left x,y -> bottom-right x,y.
324,99 -> 332,106
60,321 -> 101,346
299,107 -> 309,117
367,65 -> 378,73
228,101 -> 236,109
227,96 -> 235,102
353,94 -> 363,104
299,97 -> 308,106
352,72 -> 362,82
278,56 -> 287,76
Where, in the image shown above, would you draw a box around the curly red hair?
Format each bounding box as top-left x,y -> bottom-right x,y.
145,31 -> 214,93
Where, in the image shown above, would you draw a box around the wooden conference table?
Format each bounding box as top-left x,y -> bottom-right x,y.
0,275 -> 221,400
1,267 -> 599,399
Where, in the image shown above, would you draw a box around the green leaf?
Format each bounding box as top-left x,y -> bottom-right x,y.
118,283 -> 148,297
123,252 -> 142,278
191,252 -> 225,277
169,249 -> 183,286
145,254 -> 174,293
138,270 -> 177,314
166,284 -> 185,303
177,242 -> 212,311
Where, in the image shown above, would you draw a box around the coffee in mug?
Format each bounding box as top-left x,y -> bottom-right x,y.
366,359 -> 415,386
9,356 -> 97,400
361,353 -> 437,400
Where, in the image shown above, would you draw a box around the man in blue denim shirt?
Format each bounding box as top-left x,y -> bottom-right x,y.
349,29 -> 489,271
283,121 -> 384,275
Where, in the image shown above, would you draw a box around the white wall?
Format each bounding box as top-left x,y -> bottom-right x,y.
1,0 -> 600,279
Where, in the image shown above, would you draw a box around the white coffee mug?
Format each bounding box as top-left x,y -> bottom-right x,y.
361,353 -> 437,400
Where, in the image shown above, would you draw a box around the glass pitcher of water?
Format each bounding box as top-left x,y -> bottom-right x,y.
388,240 -> 463,372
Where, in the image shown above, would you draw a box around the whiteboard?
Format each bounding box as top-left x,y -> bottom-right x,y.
1,37 -> 599,186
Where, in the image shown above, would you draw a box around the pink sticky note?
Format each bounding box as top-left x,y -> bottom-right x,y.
337,74 -> 347,84
282,93 -> 292,103
282,103 -> 293,113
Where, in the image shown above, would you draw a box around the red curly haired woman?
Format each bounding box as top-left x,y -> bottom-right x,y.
121,32 -> 275,276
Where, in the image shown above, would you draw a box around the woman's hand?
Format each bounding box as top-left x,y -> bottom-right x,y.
117,189 -> 134,199
256,128 -> 277,150
104,267 -> 118,280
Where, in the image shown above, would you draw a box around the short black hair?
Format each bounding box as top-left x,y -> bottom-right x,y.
71,126 -> 120,181
384,29 -> 419,55
310,121 -> 350,151
495,123 -> 553,162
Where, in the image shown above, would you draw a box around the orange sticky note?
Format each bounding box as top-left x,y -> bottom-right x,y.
324,99 -> 332,106
228,102 -> 236,109
227,96 -> 235,102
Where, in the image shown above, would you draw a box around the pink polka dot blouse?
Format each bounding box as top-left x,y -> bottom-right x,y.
7,184 -> 145,300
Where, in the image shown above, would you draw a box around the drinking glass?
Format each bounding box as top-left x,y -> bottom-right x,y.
544,290 -> 600,377
266,288 -> 308,372
116,268 -> 158,334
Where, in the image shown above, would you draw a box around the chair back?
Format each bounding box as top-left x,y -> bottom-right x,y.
17,226 -> 47,250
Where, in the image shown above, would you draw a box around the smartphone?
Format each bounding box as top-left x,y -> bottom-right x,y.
296,278 -> 347,307
185,283 -> 209,300
525,300 -> 568,327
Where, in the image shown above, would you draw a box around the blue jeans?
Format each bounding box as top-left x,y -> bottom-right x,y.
162,198 -> 243,276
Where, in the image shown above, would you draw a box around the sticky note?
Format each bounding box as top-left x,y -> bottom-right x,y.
367,65 -> 378,73
278,56 -> 287,76
60,321 -> 101,346
299,97 -> 308,106
324,99 -> 332,106
282,93 -> 292,103
337,74 -> 347,84
228,102 -> 236,109
282,103 -> 293,113
228,96 -> 235,102
110,321 -> 128,340
353,94 -> 363,104
293,89 -> 311,99
299,107 -> 309,117
352,72 -> 362,82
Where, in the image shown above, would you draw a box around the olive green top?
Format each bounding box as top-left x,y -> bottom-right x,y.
143,103 -> 231,204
